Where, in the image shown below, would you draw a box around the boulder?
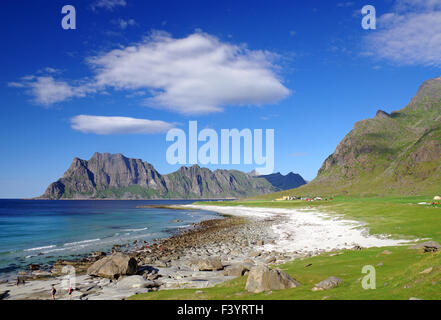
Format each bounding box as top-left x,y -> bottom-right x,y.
116,275 -> 158,289
265,256 -> 277,264
0,290 -> 10,300
29,264 -> 40,271
193,257 -> 223,271
408,241 -> 441,252
223,263 -> 251,277
248,250 -> 261,258
245,265 -> 300,293
92,251 -> 106,257
87,252 -> 138,279
312,276 -> 343,291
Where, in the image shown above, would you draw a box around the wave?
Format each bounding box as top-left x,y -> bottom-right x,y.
24,245 -> 56,252
121,227 -> 148,232
42,247 -> 69,254
63,238 -> 101,247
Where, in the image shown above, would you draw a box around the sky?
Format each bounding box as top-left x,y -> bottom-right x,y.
1,0 -> 441,198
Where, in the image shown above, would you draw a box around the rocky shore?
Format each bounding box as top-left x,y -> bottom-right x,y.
0,204 -> 410,300
0,211 -> 302,300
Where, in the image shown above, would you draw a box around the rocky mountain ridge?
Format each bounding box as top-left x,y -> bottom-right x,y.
40,152 -> 304,199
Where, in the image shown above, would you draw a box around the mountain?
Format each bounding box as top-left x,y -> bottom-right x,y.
39,152 -> 298,199
293,76 -> 441,196
257,172 -> 306,190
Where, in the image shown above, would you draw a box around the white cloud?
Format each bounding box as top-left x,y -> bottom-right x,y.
11,31 -> 290,114
89,31 -> 290,114
394,0 -> 441,11
91,0 -> 127,11
9,76 -> 93,106
70,115 -> 174,135
364,1 -> 441,67
337,2 -> 355,8
115,18 -> 136,29
7,82 -> 25,88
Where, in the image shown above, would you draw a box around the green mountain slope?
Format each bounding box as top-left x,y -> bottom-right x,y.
288,77 -> 441,197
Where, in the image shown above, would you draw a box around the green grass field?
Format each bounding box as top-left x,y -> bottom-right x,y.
130,196 -> 441,300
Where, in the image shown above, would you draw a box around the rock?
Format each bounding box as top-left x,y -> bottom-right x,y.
195,290 -> 204,294
380,250 -> 392,255
223,263 -> 251,277
409,297 -> 423,300
265,256 -> 277,264
408,241 -> 441,252
257,240 -> 264,246
312,276 -> 343,291
29,264 -> 40,271
172,219 -> 182,223
92,251 -> 106,261
377,262 -> 384,267
117,275 -> 156,289
32,270 -> 51,277
156,260 -> 170,268
245,265 -> 300,293
194,257 -> 223,271
419,267 -> 433,274
0,290 -> 10,300
143,273 -> 159,281
87,252 -> 138,279
93,251 -> 106,258
248,250 -> 261,258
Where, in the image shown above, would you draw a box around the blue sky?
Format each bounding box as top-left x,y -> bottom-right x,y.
1,0 -> 441,198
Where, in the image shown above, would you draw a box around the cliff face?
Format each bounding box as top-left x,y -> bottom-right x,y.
257,172 -> 306,190
297,76 -> 441,196
40,152 -> 283,199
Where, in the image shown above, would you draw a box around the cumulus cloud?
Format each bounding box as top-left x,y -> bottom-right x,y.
91,0 -> 127,11
10,32 -> 289,114
8,76 -> 93,106
364,0 -> 441,67
70,115 -> 174,135
89,32 -> 290,114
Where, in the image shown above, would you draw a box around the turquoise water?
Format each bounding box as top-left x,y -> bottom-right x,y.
0,200 -> 220,277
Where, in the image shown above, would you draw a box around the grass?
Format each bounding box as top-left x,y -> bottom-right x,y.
129,196 -> 441,300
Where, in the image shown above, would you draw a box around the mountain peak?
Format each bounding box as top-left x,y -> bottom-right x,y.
299,76 -> 441,196
257,171 -> 306,190
375,110 -> 390,118
40,154 -> 299,199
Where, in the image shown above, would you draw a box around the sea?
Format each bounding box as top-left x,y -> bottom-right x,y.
0,199 -> 222,280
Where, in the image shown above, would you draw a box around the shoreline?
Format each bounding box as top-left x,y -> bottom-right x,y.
22,198 -> 238,201
0,204 -> 414,300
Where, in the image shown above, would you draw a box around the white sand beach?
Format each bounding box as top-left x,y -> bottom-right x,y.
185,205 -> 412,254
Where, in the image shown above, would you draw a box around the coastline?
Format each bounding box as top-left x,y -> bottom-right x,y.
25,198 -> 238,201
0,204 -> 412,300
